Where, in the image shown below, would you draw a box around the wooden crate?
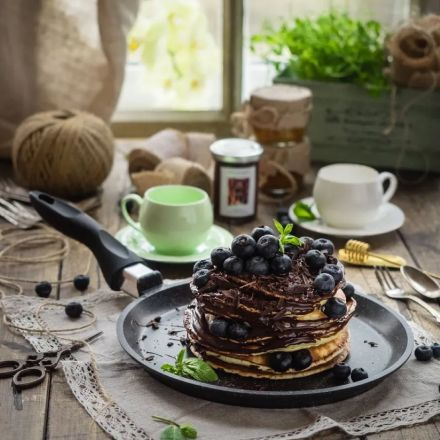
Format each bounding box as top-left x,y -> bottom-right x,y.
274,77 -> 440,172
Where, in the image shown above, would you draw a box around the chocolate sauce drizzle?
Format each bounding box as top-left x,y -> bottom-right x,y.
184,246 -> 356,355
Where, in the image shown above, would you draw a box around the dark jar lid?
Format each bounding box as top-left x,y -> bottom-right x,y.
210,138 -> 263,164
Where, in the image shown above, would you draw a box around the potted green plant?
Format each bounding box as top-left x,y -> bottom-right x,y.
251,13 -> 440,173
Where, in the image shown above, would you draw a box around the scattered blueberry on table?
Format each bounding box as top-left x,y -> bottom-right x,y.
35,281 -> 52,298
65,301 -> 83,319
431,343 -> 440,359
415,345 -> 433,361
73,274 -> 90,291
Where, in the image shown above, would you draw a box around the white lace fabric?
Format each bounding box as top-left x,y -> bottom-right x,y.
2,291 -> 440,440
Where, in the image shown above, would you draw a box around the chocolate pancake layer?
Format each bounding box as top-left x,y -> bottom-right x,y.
185,241 -> 356,379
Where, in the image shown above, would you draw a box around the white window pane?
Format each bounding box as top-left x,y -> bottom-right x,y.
116,0 -> 223,114
242,0 -> 411,100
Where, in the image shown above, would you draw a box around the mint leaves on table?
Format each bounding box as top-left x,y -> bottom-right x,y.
293,201 -> 317,222
152,416 -> 197,440
161,349 -> 218,383
273,219 -> 301,253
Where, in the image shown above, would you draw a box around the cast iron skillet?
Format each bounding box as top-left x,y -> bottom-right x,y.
30,191 -> 413,408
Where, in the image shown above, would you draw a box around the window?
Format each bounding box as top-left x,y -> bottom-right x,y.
112,0 -> 415,137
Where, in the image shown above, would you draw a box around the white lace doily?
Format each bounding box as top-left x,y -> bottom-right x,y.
2,291 -> 440,440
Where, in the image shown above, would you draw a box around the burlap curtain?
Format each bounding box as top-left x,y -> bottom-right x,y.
0,0 -> 139,158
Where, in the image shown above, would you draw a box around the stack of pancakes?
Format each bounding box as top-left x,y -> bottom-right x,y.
184,243 -> 356,379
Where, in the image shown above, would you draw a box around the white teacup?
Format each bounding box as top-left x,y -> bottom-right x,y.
313,164 -> 398,228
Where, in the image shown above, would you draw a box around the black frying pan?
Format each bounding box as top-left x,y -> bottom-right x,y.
30,191 -> 413,408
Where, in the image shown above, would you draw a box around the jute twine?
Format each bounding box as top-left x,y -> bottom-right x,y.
12,109 -> 114,198
0,223 -> 118,421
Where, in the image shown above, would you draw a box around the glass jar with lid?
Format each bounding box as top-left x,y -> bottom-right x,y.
210,138 -> 263,223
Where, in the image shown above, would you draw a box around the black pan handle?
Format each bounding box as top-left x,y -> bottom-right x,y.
29,191 -> 162,293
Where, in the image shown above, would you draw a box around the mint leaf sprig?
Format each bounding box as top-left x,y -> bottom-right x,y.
273,219 -> 301,253
161,349 -> 218,383
152,416 -> 197,440
293,201 -> 317,222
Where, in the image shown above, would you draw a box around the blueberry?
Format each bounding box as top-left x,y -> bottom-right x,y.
270,254 -> 292,276
332,362 -> 351,380
284,244 -> 301,259
65,302 -> 83,319
35,281 -> 52,298
209,318 -> 229,338
193,259 -> 214,273
231,234 -> 256,259
312,238 -> 335,255
432,343 -> 440,359
322,264 -> 344,284
300,236 -> 314,247
291,349 -> 313,371
269,352 -> 292,372
73,274 -> 90,292
343,283 -> 355,300
256,234 -> 279,259
227,321 -> 249,340
351,367 -> 368,382
304,250 -> 327,270
313,273 -> 335,294
415,345 -> 433,361
322,297 -> 347,318
193,269 -> 210,288
223,256 -> 244,275
251,225 -> 275,242
210,247 -> 232,268
245,256 -> 270,275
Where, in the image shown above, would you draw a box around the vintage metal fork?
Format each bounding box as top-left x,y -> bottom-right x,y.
0,197 -> 41,229
374,265 -> 440,324
0,178 -> 29,203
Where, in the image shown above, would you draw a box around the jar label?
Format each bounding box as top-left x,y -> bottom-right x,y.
219,165 -> 256,218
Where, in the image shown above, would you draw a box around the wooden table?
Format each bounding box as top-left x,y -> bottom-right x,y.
1,144 -> 439,440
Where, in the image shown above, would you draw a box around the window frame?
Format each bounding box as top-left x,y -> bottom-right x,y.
111,0 -> 243,138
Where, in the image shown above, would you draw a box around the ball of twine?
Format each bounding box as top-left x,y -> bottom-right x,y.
12,109 -> 114,198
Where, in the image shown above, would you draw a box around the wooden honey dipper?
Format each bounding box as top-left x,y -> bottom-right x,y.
338,239 -> 440,280
338,239 -> 406,268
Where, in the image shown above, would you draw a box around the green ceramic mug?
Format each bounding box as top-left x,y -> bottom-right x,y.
121,185 -> 213,255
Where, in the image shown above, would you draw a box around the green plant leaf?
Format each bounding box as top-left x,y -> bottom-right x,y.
293,202 -> 317,222
273,219 -> 284,235
176,349 -> 186,367
284,223 -> 293,235
160,425 -> 185,440
284,235 -> 301,246
180,424 -> 198,439
250,12 -> 388,94
161,364 -> 177,374
182,358 -> 218,382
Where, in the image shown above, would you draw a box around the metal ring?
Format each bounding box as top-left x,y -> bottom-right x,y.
0,360 -> 23,378
12,366 -> 46,390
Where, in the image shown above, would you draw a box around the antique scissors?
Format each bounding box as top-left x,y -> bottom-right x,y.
0,331 -> 103,408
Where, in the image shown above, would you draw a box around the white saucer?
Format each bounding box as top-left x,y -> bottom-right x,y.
288,197 -> 405,237
115,224 -> 233,264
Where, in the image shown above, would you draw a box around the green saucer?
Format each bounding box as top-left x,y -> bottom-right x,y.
115,225 -> 233,264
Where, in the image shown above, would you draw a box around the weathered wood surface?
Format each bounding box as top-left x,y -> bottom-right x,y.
0,144 -> 439,439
